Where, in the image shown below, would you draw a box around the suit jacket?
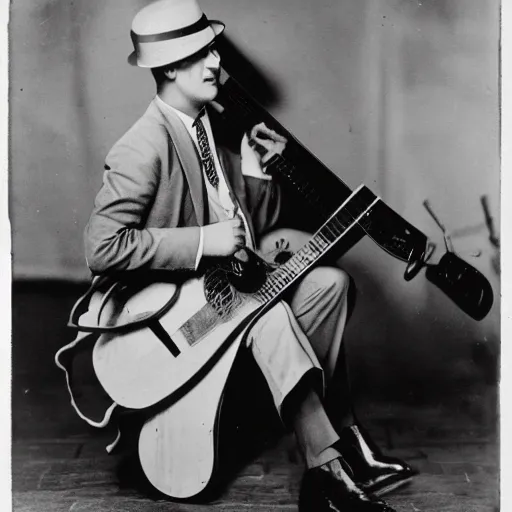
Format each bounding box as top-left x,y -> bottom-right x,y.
85,98 -> 281,274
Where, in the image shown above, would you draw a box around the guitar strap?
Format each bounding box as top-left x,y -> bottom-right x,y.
56,272 -> 187,452
55,311 -> 122,453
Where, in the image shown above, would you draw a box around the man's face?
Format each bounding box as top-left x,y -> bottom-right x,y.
173,44 -> 221,109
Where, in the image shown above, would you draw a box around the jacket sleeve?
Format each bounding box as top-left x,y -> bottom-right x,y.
84,134 -> 201,275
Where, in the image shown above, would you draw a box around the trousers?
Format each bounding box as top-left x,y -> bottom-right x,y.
246,262 -> 353,467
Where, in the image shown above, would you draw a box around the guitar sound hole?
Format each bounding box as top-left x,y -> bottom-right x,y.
204,267 -> 239,317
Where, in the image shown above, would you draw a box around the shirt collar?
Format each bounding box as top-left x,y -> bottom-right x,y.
155,95 -> 207,132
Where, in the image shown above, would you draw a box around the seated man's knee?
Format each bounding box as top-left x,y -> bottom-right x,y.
308,266 -> 350,301
247,302 -> 291,348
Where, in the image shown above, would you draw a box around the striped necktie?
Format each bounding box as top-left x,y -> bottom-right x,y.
194,112 -> 219,189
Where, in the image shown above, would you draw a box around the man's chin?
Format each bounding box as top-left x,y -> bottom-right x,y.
206,83 -> 219,100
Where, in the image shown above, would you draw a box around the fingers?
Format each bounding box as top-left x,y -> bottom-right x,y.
230,217 -> 244,229
251,136 -> 273,153
251,122 -> 287,143
234,229 -> 246,248
234,226 -> 246,245
248,123 -> 287,166
235,236 -> 245,249
230,218 -> 246,248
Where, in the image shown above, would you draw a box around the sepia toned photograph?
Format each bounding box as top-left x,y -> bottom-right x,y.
10,0 -> 500,510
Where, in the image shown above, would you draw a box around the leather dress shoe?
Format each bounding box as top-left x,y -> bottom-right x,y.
336,424 -> 418,496
299,457 -> 396,512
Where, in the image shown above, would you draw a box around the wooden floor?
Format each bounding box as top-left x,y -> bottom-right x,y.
11,282 -> 500,511
12,384 -> 499,512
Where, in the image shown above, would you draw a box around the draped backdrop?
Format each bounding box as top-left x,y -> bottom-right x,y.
10,0 -> 500,397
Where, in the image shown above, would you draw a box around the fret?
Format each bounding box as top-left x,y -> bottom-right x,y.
309,238 -> 322,252
286,258 -> 301,273
280,272 -> 293,285
315,231 -> 330,245
304,240 -> 316,254
273,273 -> 288,287
290,252 -> 306,269
317,231 -> 331,246
312,235 -> 328,251
300,247 -> 315,263
324,227 -> 340,244
330,211 -> 353,234
313,236 -> 325,249
280,274 -> 293,286
295,251 -> 314,267
260,291 -> 271,302
308,239 -> 321,255
275,267 -> 290,280
307,238 -> 321,253
268,282 -> 281,295
327,220 -> 343,236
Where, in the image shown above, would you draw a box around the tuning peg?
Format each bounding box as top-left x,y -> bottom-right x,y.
423,199 -> 455,253
403,240 -> 436,281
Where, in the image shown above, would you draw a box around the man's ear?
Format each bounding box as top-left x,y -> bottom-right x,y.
164,67 -> 177,81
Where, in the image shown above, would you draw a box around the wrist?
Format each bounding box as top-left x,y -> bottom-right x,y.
202,224 -> 213,256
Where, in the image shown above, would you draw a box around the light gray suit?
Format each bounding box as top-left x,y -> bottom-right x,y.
85,97 -> 352,468
85,98 -> 280,273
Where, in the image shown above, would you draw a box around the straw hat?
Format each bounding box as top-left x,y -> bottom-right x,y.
128,0 -> 225,68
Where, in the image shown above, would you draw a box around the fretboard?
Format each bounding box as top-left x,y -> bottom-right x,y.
254,185 -> 380,304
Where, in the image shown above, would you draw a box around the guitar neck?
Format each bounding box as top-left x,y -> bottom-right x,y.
217,73 -> 429,264
255,185 -> 380,304
264,153 -> 329,216
217,74 -> 352,219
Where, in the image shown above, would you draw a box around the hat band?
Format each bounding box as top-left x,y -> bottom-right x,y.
131,14 -> 210,44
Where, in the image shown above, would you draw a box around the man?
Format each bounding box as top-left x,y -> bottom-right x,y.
84,0 -> 415,510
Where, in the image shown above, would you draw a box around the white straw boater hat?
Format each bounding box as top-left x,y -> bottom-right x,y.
128,0 -> 225,68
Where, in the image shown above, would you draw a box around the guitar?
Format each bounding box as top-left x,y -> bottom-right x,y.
214,70 -> 494,321
91,185 -> 379,410
64,73 -> 494,500
81,185 -> 378,499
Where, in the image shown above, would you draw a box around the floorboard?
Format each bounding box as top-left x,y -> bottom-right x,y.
12,385 -> 498,512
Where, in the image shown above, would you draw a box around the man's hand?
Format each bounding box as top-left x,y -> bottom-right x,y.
202,218 -> 246,257
246,122 -> 287,165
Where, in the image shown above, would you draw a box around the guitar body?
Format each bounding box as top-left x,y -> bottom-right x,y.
92,276 -> 263,409
138,334 -> 243,499
135,233 -> 300,499
92,187 -> 377,411
89,187 -> 380,499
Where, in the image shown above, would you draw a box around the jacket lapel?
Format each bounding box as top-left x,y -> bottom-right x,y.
151,99 -> 207,226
